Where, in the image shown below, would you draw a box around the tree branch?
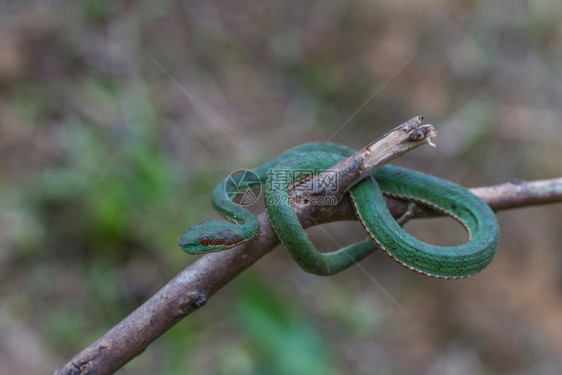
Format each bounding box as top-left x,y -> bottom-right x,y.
54,180 -> 562,375
54,120 -> 562,374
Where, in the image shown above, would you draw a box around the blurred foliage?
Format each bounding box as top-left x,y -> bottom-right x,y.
234,274 -> 333,375
0,0 -> 561,374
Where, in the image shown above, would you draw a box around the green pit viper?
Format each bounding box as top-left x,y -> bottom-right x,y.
179,134 -> 500,279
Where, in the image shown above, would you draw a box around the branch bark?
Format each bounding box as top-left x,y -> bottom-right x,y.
54,116 -> 562,375
54,178 -> 562,375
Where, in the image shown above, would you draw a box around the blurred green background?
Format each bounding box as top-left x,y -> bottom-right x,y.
1,1 -> 561,374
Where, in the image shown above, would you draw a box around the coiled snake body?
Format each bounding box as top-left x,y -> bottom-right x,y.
179,142 -> 500,278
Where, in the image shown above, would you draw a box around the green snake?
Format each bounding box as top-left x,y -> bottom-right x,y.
179,140 -> 500,279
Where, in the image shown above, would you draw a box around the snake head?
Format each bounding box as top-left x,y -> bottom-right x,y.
178,219 -> 247,254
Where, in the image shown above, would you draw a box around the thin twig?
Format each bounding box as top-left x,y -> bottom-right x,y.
54,120 -> 562,375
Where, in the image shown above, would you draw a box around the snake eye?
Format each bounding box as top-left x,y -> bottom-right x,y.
409,129 -> 425,142
200,237 -> 212,246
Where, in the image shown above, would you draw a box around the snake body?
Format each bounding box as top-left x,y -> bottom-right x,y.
179,142 -> 500,278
